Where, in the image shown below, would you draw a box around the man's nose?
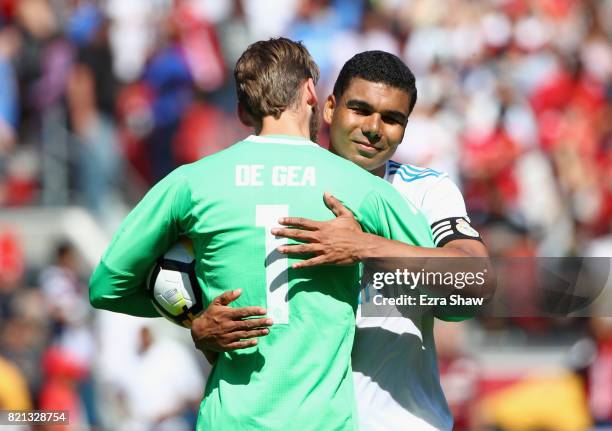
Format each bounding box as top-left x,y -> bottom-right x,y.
363,115 -> 382,143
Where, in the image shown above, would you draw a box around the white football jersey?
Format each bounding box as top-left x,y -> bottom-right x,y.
353,160 -> 481,431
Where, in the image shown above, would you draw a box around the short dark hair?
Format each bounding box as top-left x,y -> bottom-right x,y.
333,51 -> 417,114
234,37 -> 320,121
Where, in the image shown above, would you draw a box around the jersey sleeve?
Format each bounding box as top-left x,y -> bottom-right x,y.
89,167 -> 194,316
358,180 -> 434,248
420,176 -> 468,224
421,177 -> 483,247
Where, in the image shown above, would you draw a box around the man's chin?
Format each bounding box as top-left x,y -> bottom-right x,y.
349,154 -> 381,172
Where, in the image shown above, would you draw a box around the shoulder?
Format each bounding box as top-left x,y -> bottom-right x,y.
172,141 -> 250,185
387,160 -> 446,183
385,160 -> 454,210
385,161 -> 481,247
183,141 -> 245,170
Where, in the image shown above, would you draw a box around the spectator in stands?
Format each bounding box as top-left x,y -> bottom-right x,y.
66,4 -> 121,218
0,353 -> 32,410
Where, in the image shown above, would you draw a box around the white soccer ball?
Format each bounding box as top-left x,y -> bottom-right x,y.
147,240 -> 203,328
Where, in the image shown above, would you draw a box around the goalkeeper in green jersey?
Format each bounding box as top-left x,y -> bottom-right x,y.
89,38 -> 434,431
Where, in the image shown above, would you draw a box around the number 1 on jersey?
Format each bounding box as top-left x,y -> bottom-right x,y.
255,205 -> 289,324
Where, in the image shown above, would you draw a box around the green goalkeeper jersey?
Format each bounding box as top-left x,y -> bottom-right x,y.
89,134 -> 434,431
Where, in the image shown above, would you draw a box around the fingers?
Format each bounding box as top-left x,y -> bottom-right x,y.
223,307 -> 266,321
277,217 -> 321,230
223,317 -> 273,331
228,306 -> 269,319
228,329 -> 270,340
270,227 -> 317,242
224,339 -> 259,350
323,192 -> 353,217
195,325 -> 271,351
293,255 -> 330,269
277,243 -> 321,255
218,328 -> 270,351
213,289 -> 242,306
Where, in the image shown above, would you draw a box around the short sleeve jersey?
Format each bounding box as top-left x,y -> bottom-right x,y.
353,160 -> 482,431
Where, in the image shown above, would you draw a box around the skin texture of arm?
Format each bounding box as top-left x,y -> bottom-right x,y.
272,193 -> 495,308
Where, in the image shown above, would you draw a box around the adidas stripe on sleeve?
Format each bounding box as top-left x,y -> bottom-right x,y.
385,160 -> 483,247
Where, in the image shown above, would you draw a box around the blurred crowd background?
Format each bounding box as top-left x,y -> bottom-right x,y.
0,0 -> 611,430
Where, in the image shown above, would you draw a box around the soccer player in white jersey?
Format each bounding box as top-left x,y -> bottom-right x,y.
191,51 -> 491,430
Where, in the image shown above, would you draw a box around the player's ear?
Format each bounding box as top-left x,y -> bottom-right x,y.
323,94 -> 336,125
304,78 -> 318,107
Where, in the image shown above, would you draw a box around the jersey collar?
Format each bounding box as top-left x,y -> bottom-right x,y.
245,134 -> 318,147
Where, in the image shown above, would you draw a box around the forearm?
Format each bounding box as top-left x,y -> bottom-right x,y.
355,233 -> 465,260
88,168 -> 191,317
358,234 -> 494,304
89,261 -> 160,317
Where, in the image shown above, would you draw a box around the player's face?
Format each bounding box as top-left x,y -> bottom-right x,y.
325,78 -> 411,176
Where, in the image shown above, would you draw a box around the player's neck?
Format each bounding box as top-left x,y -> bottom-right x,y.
259,111 -> 311,140
371,164 -> 386,178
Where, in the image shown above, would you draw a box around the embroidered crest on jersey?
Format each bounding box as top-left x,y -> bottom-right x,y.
456,218 -> 480,238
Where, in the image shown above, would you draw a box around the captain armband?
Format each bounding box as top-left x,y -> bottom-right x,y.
430,217 -> 483,247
